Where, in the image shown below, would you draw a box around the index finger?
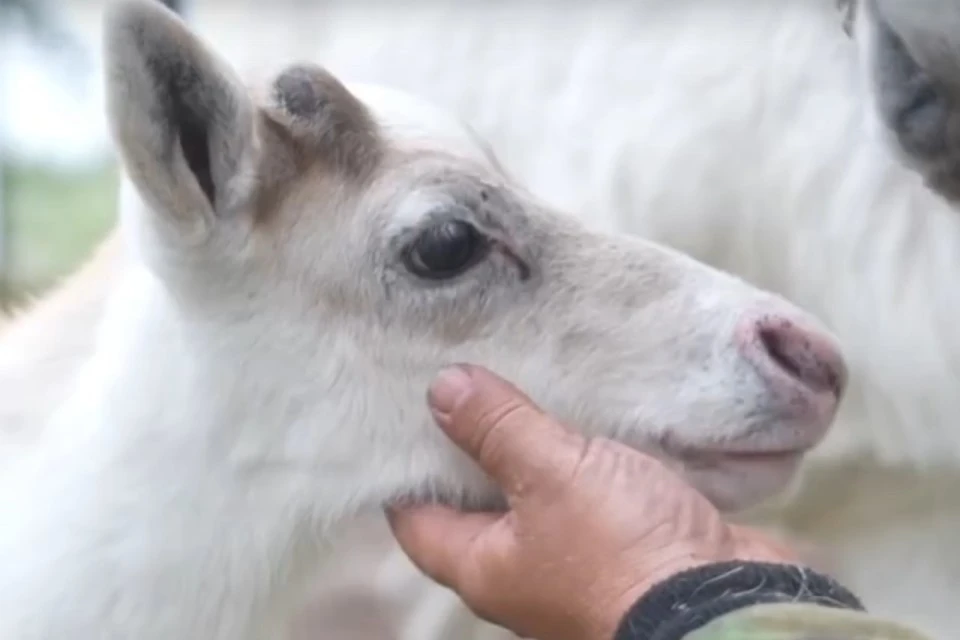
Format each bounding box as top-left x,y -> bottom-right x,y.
428,365 -> 588,496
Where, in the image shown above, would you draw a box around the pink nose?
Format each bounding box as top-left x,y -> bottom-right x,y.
738,313 -> 847,407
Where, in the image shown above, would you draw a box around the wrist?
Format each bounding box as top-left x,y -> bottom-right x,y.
588,547 -> 713,640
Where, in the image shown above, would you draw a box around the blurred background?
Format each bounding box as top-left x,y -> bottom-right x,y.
1,0 -> 314,310
1,0 -> 120,310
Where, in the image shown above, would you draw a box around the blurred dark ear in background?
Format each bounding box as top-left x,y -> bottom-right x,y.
859,0 -> 960,203
0,0 -> 191,311
159,0 -> 187,17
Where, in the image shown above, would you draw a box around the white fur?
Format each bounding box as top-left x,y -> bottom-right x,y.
7,0 -> 958,637
0,2 -> 845,639
174,0 -> 960,637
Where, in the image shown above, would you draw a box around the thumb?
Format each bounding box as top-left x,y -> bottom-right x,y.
428,365 -> 588,495
386,504 -> 501,590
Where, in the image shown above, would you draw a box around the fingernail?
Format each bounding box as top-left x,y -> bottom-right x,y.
429,365 -> 474,414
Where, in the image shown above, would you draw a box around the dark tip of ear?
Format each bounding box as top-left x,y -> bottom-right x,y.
266,63 -> 383,177
874,15 -> 951,159
273,65 -> 332,119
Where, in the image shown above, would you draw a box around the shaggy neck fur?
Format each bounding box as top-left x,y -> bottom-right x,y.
1,264 -> 406,639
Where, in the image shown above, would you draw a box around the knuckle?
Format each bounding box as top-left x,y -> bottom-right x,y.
470,399 -> 534,463
474,396 -> 531,432
526,435 -> 598,504
543,437 -> 643,507
567,436 -> 616,485
455,550 -> 499,612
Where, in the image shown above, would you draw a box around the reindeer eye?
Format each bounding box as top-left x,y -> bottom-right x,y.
403,220 -> 489,280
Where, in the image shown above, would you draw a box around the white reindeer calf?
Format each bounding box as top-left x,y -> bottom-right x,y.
0,2 -> 847,638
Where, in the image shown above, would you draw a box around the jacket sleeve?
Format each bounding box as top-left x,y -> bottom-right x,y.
612,561 -> 935,640
683,602 -> 936,640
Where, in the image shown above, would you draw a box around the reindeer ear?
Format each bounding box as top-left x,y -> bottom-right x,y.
103,0 -> 260,234
859,0 -> 960,200
265,64 -> 383,179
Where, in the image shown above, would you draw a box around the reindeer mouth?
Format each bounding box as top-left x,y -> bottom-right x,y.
676,445 -> 807,467
661,439 -> 812,472
654,431 -> 812,511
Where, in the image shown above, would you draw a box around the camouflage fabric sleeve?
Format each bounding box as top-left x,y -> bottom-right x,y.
686,603 -> 935,640
612,561 -> 899,640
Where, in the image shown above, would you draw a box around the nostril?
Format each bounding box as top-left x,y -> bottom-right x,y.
754,319 -> 846,398
757,326 -> 805,383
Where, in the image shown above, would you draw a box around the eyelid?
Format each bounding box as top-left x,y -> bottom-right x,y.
489,238 -> 531,281
408,206 -> 485,241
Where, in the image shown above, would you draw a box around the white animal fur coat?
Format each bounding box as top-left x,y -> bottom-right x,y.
260,2 -> 959,636
2,1 -> 858,638
4,0 -> 960,638
270,1 -> 960,637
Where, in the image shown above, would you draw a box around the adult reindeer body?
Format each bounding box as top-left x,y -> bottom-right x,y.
0,2 -> 848,638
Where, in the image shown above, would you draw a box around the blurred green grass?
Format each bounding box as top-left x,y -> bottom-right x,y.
2,161 -> 118,306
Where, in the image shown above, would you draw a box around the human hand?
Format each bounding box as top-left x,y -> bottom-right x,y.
387,365 -> 798,640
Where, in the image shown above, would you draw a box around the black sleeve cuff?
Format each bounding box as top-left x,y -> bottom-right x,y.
613,561 -> 865,640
